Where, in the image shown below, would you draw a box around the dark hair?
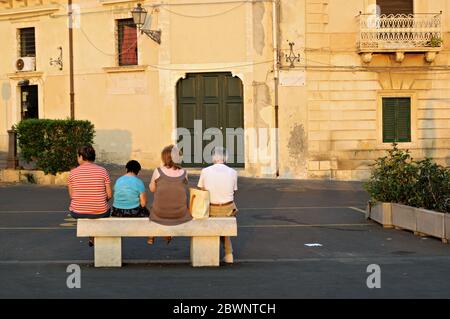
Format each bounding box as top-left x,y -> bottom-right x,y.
161,145 -> 181,170
126,160 -> 141,175
77,145 -> 96,162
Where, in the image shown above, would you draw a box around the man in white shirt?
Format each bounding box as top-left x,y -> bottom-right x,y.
198,147 -> 238,264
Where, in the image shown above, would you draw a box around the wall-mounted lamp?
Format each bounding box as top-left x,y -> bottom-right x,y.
50,46 -> 63,70
285,42 -> 301,68
131,3 -> 161,45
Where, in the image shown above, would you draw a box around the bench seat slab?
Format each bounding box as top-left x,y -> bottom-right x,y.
77,218 -> 237,237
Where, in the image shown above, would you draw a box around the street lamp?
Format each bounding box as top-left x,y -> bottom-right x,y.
131,3 -> 147,29
131,3 -> 161,45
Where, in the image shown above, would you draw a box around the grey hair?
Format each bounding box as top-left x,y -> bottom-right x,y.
212,146 -> 229,164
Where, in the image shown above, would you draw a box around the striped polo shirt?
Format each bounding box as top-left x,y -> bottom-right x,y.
68,163 -> 111,214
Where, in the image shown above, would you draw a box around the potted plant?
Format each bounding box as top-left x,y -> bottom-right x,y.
409,159 -> 449,241
445,204 -> 450,244
366,145 -> 450,242
427,36 -> 443,47
364,144 -> 417,229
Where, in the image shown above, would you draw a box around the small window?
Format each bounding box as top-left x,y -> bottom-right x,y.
19,27 -> 36,57
117,19 -> 138,66
382,97 -> 411,143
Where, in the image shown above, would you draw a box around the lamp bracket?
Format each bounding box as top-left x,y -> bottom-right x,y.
50,46 -> 63,70
285,42 -> 301,68
142,29 -> 161,45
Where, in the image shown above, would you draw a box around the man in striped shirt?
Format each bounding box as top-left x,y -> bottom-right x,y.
68,145 -> 112,221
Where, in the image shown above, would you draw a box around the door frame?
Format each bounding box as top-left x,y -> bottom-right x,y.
20,84 -> 39,120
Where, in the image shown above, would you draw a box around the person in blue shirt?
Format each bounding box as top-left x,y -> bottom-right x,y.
111,160 -> 149,217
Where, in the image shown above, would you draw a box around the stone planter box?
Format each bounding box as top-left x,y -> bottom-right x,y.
0,169 -> 20,183
445,214 -> 450,244
366,201 -> 449,244
20,170 -> 54,185
0,169 -> 69,186
391,203 -> 416,232
416,208 -> 446,242
366,202 -> 393,228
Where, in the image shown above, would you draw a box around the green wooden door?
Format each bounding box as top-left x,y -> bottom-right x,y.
177,73 -> 244,167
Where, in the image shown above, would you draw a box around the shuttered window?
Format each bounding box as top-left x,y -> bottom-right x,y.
382,97 -> 411,143
377,0 -> 414,15
117,19 -> 138,66
19,28 -> 36,57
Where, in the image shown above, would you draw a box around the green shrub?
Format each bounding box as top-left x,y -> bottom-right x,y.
365,143 -> 450,213
364,144 -> 418,206
409,159 -> 450,213
427,36 -> 443,47
15,119 -> 95,175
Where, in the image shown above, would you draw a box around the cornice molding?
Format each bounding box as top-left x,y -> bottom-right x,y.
100,0 -> 139,5
0,4 -> 59,20
103,65 -> 148,73
7,71 -> 44,80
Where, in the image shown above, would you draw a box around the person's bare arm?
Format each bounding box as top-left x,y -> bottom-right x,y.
68,184 -> 73,199
197,170 -> 205,190
106,183 -> 113,200
140,192 -> 147,207
149,169 -> 159,193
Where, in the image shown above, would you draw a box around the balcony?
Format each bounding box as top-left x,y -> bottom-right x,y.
358,13 -> 443,63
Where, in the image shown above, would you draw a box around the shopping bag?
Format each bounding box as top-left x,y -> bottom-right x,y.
189,188 -> 210,219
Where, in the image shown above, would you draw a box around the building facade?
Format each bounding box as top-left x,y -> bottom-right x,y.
0,0 -> 449,179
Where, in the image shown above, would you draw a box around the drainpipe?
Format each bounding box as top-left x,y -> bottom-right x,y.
68,0 -> 75,119
272,0 -> 280,177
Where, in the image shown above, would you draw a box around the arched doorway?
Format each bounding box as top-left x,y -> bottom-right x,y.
176,72 -> 244,167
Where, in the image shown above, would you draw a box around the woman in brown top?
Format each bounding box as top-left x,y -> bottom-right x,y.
148,145 -> 192,244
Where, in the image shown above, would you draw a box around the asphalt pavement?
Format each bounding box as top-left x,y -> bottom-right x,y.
0,171 -> 449,299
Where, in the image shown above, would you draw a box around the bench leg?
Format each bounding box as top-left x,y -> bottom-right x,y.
190,236 -> 220,267
94,237 -> 122,267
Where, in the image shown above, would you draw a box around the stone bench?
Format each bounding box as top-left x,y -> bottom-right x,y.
77,217 -> 237,268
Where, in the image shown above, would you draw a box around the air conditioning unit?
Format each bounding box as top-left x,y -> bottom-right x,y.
15,57 -> 36,72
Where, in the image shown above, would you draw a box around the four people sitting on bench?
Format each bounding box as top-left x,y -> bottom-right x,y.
68,144 -> 237,264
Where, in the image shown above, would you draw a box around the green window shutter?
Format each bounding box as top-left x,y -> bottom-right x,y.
20,28 -> 36,57
382,97 -> 412,143
382,98 -> 396,143
396,98 -> 411,143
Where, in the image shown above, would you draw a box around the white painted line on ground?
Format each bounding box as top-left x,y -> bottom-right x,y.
0,227 -> 75,230
239,206 -> 360,211
349,207 -> 367,214
1,256 -> 450,265
239,223 -> 373,228
0,223 -> 374,231
0,211 -> 68,214
0,207 -> 365,214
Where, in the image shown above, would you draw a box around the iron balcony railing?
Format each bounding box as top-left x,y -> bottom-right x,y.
358,13 -> 443,52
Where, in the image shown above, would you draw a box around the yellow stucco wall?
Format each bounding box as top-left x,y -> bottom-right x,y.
295,0 -> 450,180
0,0 -> 449,180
